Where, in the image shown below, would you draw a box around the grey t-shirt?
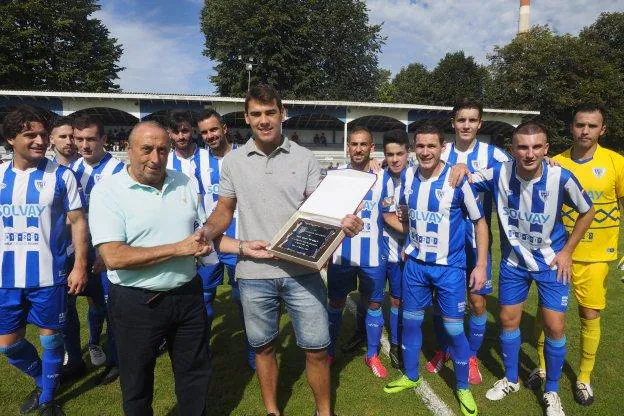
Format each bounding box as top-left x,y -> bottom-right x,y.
219,136 -> 322,279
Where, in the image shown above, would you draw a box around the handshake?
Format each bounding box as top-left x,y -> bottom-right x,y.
177,229 -> 275,260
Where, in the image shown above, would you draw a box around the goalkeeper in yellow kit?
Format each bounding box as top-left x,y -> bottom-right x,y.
529,104 -> 624,406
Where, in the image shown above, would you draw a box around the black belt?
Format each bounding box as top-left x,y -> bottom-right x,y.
112,275 -> 201,306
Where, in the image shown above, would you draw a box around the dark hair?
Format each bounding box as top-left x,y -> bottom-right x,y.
572,103 -> 606,124
413,123 -> 445,145
383,128 -> 409,150
512,120 -> 549,141
348,126 -> 373,143
197,109 -> 224,125
51,116 -> 74,131
167,110 -> 194,132
245,84 -> 283,113
451,98 -> 483,120
73,114 -> 104,137
2,105 -> 48,139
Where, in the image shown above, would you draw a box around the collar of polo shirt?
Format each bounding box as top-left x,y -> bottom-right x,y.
245,135 -> 291,157
121,166 -> 174,193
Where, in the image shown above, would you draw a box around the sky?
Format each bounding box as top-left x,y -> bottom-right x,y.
96,0 -> 623,95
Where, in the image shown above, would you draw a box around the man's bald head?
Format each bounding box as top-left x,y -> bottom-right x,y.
129,121 -> 169,147
127,121 -> 171,188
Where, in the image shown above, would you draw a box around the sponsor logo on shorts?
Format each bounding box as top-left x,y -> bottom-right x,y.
458,301 -> 466,313
561,296 -> 568,307
58,312 -> 66,324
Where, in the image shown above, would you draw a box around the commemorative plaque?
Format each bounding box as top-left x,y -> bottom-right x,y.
269,169 -> 377,270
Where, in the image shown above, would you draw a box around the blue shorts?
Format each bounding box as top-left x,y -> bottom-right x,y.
402,259 -> 467,318
327,263 -> 386,303
465,246 -> 493,295
238,273 -> 330,349
197,262 -> 237,291
0,285 -> 67,334
499,262 -> 570,312
386,262 -> 403,299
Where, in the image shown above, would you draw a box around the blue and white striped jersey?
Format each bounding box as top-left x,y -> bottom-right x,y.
471,161 -> 593,272
70,153 -> 124,213
0,159 -> 85,288
442,140 -> 510,249
167,146 -> 238,266
380,169 -> 405,263
399,163 -> 483,267
332,166 -> 386,267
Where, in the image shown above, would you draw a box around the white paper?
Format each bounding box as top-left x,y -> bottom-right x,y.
299,169 -> 377,220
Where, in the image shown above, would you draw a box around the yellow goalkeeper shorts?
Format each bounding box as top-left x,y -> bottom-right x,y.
571,262 -> 609,310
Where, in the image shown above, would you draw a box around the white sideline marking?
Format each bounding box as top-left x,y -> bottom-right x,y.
344,297 -> 456,416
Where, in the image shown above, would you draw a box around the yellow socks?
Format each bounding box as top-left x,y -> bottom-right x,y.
578,317 -> 601,384
535,314 -> 546,371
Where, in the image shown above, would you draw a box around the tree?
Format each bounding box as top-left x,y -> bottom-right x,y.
427,52 -> 489,105
200,0 -> 384,100
390,62 -> 430,104
0,0 -> 124,92
487,25 -> 624,152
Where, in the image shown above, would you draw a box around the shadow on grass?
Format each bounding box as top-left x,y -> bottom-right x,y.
206,288 -> 255,416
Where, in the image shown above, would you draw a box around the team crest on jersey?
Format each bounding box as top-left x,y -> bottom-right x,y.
592,167 -> 606,178
94,174 -> 103,182
34,180 -> 46,191
471,160 -> 482,170
538,190 -> 549,202
435,189 -> 445,201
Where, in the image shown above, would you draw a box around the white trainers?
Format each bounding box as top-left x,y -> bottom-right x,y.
485,377 -> 520,401
88,344 -> 106,366
574,381 -> 594,406
543,391 -> 565,416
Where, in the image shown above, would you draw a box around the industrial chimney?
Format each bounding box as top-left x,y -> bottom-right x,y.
518,0 -> 530,33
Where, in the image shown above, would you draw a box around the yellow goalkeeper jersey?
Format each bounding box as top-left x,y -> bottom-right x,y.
554,145 -> 624,262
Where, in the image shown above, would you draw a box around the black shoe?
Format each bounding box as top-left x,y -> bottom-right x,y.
60,360 -> 87,384
389,344 -> 403,369
38,402 -> 65,416
20,388 -> 41,414
341,331 -> 365,353
100,365 -> 119,386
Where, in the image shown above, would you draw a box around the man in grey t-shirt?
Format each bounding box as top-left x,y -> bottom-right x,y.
200,84 -> 362,416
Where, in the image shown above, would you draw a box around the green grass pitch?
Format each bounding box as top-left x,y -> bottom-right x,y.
1,222 -> 622,415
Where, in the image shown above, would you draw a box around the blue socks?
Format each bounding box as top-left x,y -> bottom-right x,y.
444,320 -> 470,389
544,336 -> 566,393
327,305 -> 344,357
501,328 -> 521,383
0,338 -> 42,388
365,308 -> 384,359
402,310 -> 424,381
87,304 -> 106,345
468,313 -> 487,356
390,306 -> 400,346
433,311 -> 449,353
39,334 -> 64,404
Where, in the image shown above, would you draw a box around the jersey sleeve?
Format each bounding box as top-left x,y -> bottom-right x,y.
89,182 -> 127,246
218,156 -> 236,199
492,146 -> 511,163
305,155 -> 322,195
459,179 -> 484,221
469,167 -> 495,194
614,153 -> 624,199
563,171 -> 593,214
61,168 -> 85,212
380,172 -> 396,214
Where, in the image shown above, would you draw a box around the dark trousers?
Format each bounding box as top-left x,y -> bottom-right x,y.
108,277 -> 211,416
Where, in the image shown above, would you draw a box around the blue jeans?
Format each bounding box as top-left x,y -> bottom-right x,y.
238,273 -> 330,349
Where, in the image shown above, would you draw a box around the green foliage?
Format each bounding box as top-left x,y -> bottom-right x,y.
487,23 -> 624,153
0,0 -> 124,92
388,52 -> 489,106
200,0 -> 384,100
